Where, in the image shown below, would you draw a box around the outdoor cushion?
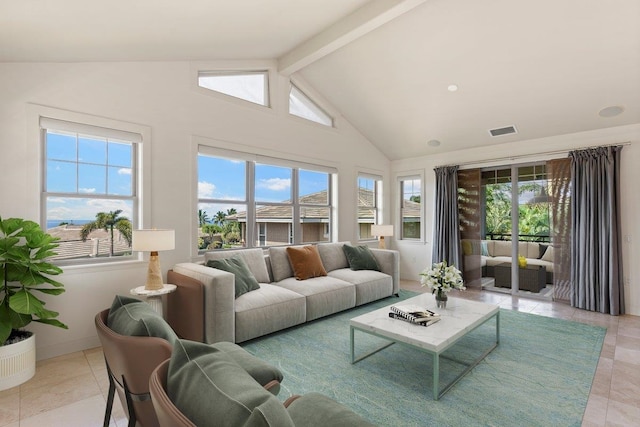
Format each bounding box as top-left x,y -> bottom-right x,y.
286,245 -> 328,280
207,256 -> 260,298
106,295 -> 178,345
168,339 -> 294,427
342,245 -> 380,271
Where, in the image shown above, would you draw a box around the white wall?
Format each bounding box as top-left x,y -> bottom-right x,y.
0,61 -> 391,360
391,124 -> 640,316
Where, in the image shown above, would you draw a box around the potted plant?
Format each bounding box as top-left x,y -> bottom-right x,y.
0,216 -> 68,390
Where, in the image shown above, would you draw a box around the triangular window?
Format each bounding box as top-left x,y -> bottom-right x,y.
289,84 -> 333,127
198,71 -> 269,107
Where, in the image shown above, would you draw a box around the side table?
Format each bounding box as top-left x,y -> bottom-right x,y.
130,284 -> 177,317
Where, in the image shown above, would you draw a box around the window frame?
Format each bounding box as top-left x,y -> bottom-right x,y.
30,105 -> 151,267
398,174 -> 423,242
288,82 -> 334,127
196,145 -> 336,253
357,173 -> 382,242
197,70 -> 270,107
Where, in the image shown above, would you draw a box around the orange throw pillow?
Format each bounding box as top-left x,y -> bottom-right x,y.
286,245 -> 328,280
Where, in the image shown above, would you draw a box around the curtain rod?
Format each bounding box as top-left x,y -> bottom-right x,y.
441,141 -> 632,169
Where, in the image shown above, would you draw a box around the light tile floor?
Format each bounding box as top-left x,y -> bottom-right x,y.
0,281 -> 638,427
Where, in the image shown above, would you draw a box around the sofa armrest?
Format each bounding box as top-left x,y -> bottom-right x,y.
370,248 -> 400,295
170,263 -> 236,344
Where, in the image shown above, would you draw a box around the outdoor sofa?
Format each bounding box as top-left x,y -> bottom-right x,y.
166,242 -> 400,344
463,239 -> 554,284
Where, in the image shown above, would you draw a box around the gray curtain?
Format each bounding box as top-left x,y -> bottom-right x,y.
432,166 -> 462,269
570,146 -> 624,315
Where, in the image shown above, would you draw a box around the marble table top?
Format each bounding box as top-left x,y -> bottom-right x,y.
350,293 -> 499,354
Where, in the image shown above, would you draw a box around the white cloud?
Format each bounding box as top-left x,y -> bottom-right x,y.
79,188 -> 96,193
198,181 -> 216,198
257,178 -> 291,191
118,168 -> 131,175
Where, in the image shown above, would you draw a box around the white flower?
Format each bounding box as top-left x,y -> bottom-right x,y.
419,261 -> 465,294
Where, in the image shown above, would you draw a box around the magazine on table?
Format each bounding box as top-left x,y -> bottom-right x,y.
389,304 -> 440,324
388,312 -> 441,326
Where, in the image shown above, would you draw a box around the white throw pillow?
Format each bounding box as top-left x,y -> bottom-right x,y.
541,245 -> 554,262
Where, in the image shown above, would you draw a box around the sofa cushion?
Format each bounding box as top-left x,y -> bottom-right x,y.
269,246 -> 295,282
342,244 -> 380,271
205,248 -> 271,284
168,339 -> 294,427
107,295 -> 178,345
234,283 -> 306,343
275,276 -> 355,321
286,245 -> 328,280
328,268 -> 392,305
316,242 -> 350,272
207,256 -> 260,298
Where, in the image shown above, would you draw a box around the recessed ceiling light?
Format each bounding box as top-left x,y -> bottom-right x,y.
598,105 -> 625,118
447,84 -> 458,92
427,139 -> 441,147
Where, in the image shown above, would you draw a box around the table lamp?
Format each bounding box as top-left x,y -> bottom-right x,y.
132,229 -> 175,290
371,224 -> 394,249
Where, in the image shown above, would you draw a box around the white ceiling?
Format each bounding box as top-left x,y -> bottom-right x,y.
2,0 -> 639,160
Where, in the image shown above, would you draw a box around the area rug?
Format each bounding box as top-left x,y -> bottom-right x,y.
241,290 -> 605,427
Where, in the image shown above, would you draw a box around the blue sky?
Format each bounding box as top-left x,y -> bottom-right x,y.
45,131 -> 134,223
197,155 -> 329,219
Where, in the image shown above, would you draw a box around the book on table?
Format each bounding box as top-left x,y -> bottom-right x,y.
388,312 -> 441,326
389,304 -> 441,325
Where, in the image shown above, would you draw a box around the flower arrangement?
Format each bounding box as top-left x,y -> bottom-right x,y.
419,261 -> 465,299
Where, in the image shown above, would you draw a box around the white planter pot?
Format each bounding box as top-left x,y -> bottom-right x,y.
0,333 -> 36,391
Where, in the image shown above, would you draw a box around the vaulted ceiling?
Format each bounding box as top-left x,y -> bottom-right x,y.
2,0 -> 639,160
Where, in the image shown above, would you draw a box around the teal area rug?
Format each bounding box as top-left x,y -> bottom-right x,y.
241,291 -> 605,427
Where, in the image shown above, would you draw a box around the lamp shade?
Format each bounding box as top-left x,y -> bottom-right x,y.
132,229 -> 175,252
370,224 -> 394,237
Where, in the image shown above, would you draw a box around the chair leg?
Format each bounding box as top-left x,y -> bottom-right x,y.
122,377 -> 137,427
103,364 -> 116,427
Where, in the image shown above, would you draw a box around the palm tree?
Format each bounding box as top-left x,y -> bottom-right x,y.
198,209 -> 210,227
214,211 -> 226,226
226,208 -> 237,216
80,210 -> 132,256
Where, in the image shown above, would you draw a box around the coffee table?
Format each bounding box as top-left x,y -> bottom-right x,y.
350,294 -> 499,400
494,263 -> 546,292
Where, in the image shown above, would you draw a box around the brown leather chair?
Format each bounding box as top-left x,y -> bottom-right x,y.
95,309 -> 172,427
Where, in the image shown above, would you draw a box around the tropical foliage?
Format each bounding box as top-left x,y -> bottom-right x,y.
80,210 -> 132,256
484,182 -> 550,241
198,208 -> 242,250
0,217 -> 68,345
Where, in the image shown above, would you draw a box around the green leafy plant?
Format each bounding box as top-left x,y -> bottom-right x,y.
0,216 -> 68,346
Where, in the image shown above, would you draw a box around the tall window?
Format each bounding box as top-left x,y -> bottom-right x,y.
198,71 -> 269,107
289,83 -> 333,127
41,117 -> 141,263
400,177 -> 422,239
357,174 -> 382,240
197,147 -> 335,252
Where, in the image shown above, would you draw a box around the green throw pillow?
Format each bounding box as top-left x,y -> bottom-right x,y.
207,256 -> 260,298
168,339 -> 295,427
342,245 -> 380,271
106,295 -> 178,345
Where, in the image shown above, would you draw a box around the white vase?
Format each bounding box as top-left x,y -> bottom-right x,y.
0,333 -> 36,391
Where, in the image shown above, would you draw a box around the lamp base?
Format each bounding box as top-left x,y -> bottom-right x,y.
378,236 -> 386,249
145,252 -> 164,291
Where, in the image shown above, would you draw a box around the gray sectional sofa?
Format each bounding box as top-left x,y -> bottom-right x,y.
166,242 -> 399,344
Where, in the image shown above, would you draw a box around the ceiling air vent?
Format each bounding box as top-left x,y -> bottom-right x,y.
489,125 -> 517,137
